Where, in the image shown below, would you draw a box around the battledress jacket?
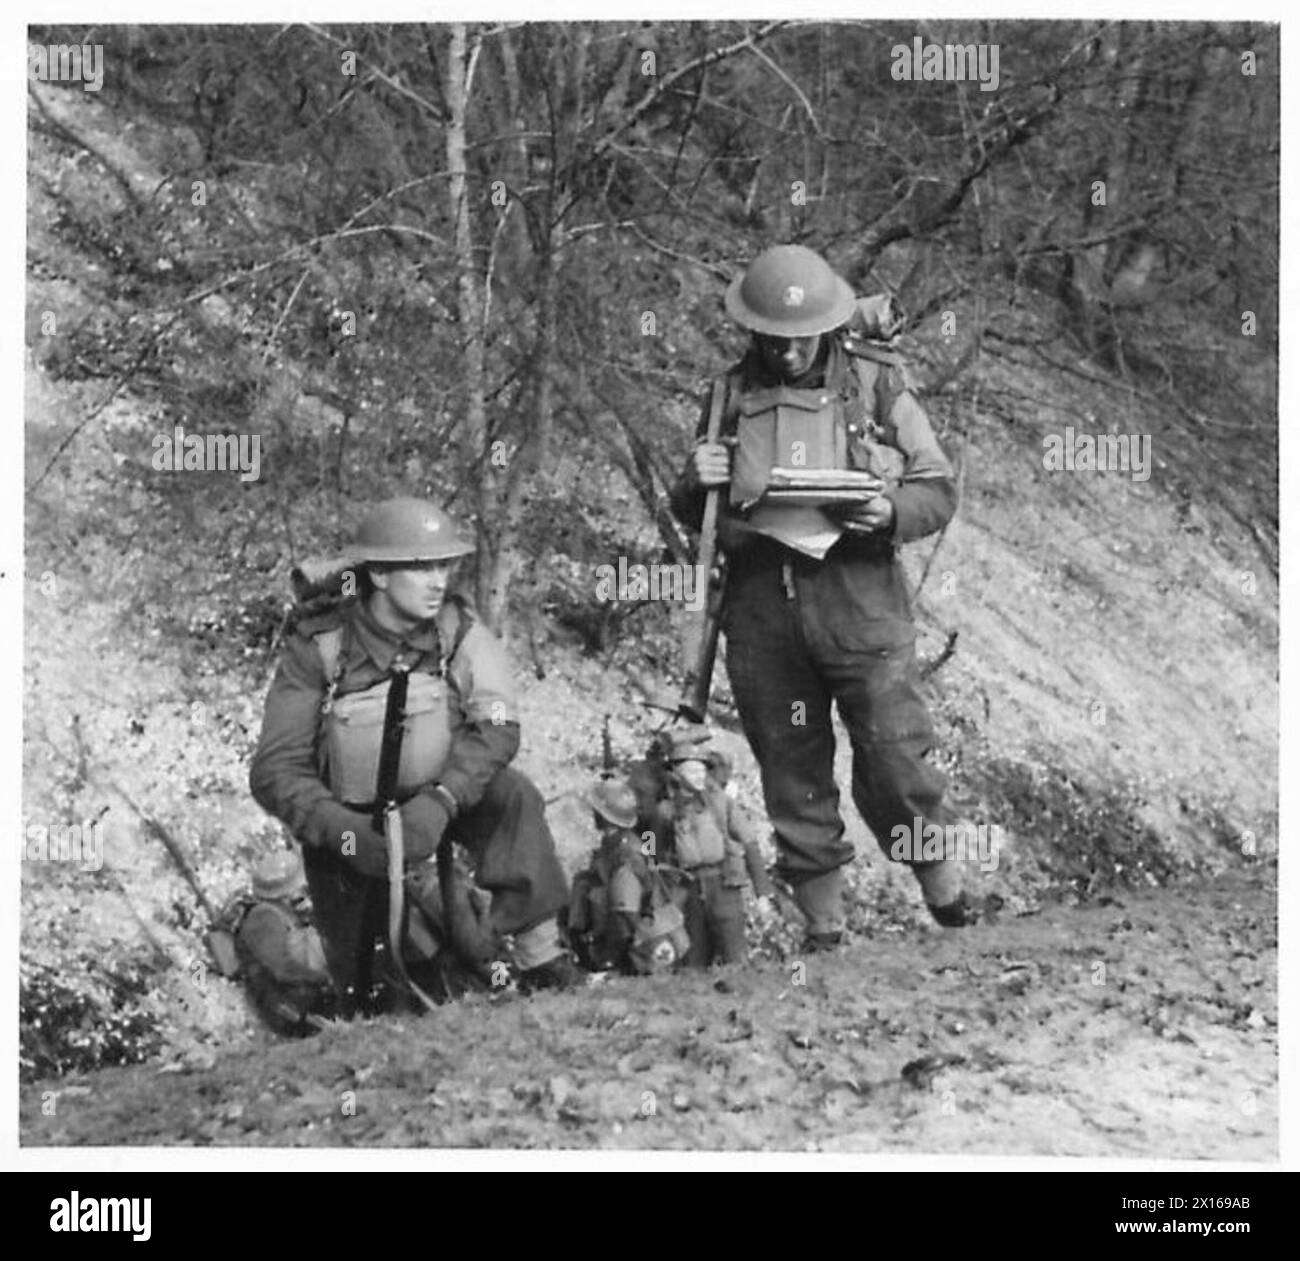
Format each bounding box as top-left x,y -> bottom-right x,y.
654,786 -> 776,895
249,596 -> 518,853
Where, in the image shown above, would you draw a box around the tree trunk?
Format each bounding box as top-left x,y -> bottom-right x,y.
486,233 -> 560,634
441,24 -> 499,628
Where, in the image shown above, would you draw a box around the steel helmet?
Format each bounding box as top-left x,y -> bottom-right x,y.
353,497 -> 475,564
584,779 -> 639,829
724,244 -> 856,338
252,850 -> 307,901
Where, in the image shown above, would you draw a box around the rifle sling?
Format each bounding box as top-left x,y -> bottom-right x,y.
386,809 -> 439,1012
372,664 -> 410,832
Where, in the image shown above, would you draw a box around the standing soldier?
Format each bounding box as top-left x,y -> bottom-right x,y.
250,497 -> 580,1014
671,244 -> 976,950
653,730 -> 775,967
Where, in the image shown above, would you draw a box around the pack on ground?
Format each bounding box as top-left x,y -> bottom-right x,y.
566,833 -> 691,975
206,851 -> 336,1036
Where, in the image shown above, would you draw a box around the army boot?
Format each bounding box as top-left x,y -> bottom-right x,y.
913,860 -> 978,927
792,867 -> 847,951
514,916 -> 587,994
517,953 -> 586,994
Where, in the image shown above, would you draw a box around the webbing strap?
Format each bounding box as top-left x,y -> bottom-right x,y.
372,664 -> 410,830
375,662 -> 438,1012
386,808 -> 439,1013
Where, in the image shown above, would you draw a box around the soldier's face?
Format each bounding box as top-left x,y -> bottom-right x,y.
674,759 -> 708,793
756,333 -> 821,381
370,560 -> 457,627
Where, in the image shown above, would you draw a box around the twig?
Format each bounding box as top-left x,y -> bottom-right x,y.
592,21 -> 788,161
99,866 -> 182,970
28,81 -> 144,213
746,43 -> 824,139
920,630 -> 959,679
36,730 -> 221,925
263,267 -> 312,363
101,777 -> 219,923
27,319 -> 179,493
305,24 -> 447,121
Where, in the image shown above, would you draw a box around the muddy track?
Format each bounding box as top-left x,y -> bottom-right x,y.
23,868 -> 1275,1156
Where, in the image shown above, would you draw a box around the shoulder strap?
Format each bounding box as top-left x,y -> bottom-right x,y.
313,626 -> 346,698
436,596 -> 474,671
712,366 -> 746,439
846,352 -> 905,445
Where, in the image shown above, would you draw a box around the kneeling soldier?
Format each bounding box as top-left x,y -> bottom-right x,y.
250,497 -> 578,1014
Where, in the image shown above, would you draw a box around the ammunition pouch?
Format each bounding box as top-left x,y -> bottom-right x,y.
322,672 -> 453,804
731,386 -> 845,510
721,351 -> 908,559
728,384 -> 845,557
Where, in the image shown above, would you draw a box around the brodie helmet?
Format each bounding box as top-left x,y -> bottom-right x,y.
353,497 -> 475,564
724,244 -> 856,338
252,850 -> 308,902
584,779 -> 639,829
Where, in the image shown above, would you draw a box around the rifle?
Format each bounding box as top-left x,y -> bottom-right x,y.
602,713 -> 615,775
679,378 -> 727,724
374,663 -> 440,1013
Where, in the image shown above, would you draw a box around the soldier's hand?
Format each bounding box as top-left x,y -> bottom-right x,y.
834,496 -> 895,534
405,861 -> 443,924
400,794 -> 451,864
690,441 -> 731,488
308,801 -> 389,879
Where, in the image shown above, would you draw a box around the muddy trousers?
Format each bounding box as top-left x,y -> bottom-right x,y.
722,543 -> 955,884
302,766 -> 569,1014
682,866 -> 747,967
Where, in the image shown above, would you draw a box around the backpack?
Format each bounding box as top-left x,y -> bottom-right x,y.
626,877 -> 692,976
207,892 -> 336,1036
566,843 -> 690,976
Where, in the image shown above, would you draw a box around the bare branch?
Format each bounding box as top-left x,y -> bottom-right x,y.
745,42 -> 824,139
591,21 -> 789,161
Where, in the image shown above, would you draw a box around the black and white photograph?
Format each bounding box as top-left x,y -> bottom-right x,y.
12,5 -> 1287,1181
